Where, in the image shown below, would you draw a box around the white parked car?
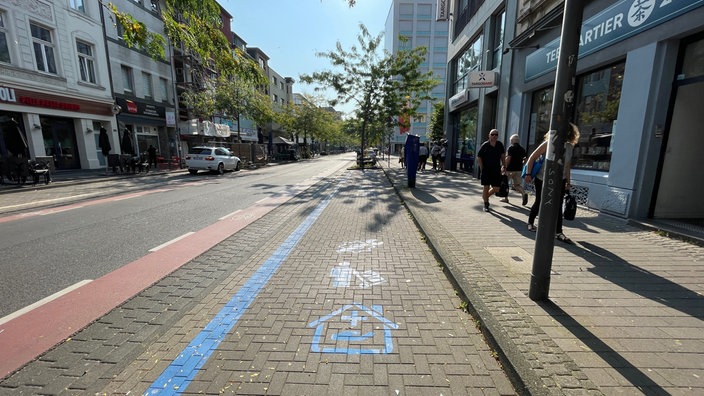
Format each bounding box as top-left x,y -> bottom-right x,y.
185,147 -> 240,175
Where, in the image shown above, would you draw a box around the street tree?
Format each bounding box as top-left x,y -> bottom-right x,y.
300,25 -> 439,167
180,74 -> 274,142
427,102 -> 445,143
278,95 -> 341,158
105,0 -> 261,81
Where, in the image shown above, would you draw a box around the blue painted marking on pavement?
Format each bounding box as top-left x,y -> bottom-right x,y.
147,187 -> 338,395
308,303 -> 398,355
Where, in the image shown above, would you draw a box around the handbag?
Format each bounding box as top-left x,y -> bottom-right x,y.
563,192 -> 577,220
521,155 -> 544,179
496,175 -> 509,197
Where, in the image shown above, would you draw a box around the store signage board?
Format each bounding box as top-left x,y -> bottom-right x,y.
525,0 -> 704,81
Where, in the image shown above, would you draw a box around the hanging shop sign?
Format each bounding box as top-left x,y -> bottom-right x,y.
525,0 -> 704,81
469,71 -> 497,88
436,0 -> 449,21
115,97 -> 166,119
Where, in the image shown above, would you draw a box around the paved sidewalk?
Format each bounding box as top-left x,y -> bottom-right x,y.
383,161 -> 704,395
1,161 -> 515,394
1,157 -> 702,394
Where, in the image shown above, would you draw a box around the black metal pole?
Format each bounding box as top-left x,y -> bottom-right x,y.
529,0 -> 584,301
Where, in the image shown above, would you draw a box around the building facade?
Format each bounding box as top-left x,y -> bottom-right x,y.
386,0 -> 449,151
446,0 -> 704,220
103,0 -> 178,165
1,0 -> 116,170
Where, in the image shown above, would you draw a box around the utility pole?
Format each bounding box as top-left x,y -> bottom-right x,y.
529,0 -> 584,301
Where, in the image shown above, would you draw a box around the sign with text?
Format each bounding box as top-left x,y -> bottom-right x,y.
469,71 -> 497,88
525,0 -> 704,81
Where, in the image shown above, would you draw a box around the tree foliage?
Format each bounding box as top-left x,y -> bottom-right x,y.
427,102 -> 445,143
180,74 -> 274,138
105,0 -> 261,81
277,95 -> 348,157
300,25 -> 440,158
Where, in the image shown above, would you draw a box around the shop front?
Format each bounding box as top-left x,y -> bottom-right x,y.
509,0 -> 704,219
0,84 -> 114,170
115,97 -> 176,164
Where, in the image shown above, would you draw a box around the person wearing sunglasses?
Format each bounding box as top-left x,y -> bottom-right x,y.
476,129 -> 506,212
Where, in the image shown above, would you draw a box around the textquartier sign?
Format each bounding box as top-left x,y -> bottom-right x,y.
525,0 -> 704,81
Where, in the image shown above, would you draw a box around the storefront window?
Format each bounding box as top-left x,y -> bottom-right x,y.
528,87 -> 553,153
573,62 -> 625,171
456,107 -> 478,172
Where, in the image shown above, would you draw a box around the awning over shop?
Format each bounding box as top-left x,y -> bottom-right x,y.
178,119 -> 231,137
273,136 -> 295,146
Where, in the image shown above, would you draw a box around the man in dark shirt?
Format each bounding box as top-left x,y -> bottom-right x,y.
476,129 -> 505,212
504,134 -> 529,205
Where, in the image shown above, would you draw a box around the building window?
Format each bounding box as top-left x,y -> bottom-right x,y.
142,72 -> 153,99
121,65 -> 134,94
159,77 -> 169,102
573,62 -> 625,171
76,40 -> 96,84
31,23 -> 57,74
528,87 -> 554,153
453,35 -> 482,94
454,0 -> 485,39
492,10 -> 505,70
0,11 -> 10,63
69,0 -> 86,13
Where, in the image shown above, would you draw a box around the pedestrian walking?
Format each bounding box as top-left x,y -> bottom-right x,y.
399,146 -> 405,168
430,142 -> 441,170
438,142 -> 447,171
524,123 -> 580,243
503,134 -> 529,205
147,145 -> 157,170
417,142 -> 429,171
476,129 -> 505,212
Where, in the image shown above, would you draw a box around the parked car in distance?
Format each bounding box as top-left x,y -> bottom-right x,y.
185,147 -> 240,175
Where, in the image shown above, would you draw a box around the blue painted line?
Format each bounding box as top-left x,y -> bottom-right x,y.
146,188 -> 337,395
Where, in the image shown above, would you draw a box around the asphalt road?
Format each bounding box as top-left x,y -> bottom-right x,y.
0,155 -> 352,319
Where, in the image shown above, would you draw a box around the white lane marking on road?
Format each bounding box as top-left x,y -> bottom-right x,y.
149,232 -> 195,252
0,280 -> 93,326
0,193 -> 96,211
37,206 -> 84,215
219,209 -> 242,220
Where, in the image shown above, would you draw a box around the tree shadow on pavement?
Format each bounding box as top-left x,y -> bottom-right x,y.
537,299 -> 666,394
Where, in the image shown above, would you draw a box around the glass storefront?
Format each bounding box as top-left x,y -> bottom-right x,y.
40,116 -> 80,169
573,62 -> 625,171
455,106 -> 478,172
528,87 -> 553,153
528,62 -> 625,171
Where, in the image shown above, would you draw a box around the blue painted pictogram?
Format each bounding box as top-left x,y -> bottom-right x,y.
308,303 -> 398,354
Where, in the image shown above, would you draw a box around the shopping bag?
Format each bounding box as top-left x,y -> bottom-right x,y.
496,175 -> 509,197
521,155 -> 544,179
563,192 -> 577,220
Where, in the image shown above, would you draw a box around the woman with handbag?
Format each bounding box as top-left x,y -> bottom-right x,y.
523,124 -> 580,243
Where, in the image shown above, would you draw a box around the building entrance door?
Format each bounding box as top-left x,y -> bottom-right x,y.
653,34 -> 704,219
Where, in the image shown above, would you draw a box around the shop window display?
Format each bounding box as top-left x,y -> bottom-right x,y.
573,62 -> 625,171
456,107 -> 477,172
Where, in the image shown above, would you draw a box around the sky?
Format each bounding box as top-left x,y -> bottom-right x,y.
220,0 -> 393,115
